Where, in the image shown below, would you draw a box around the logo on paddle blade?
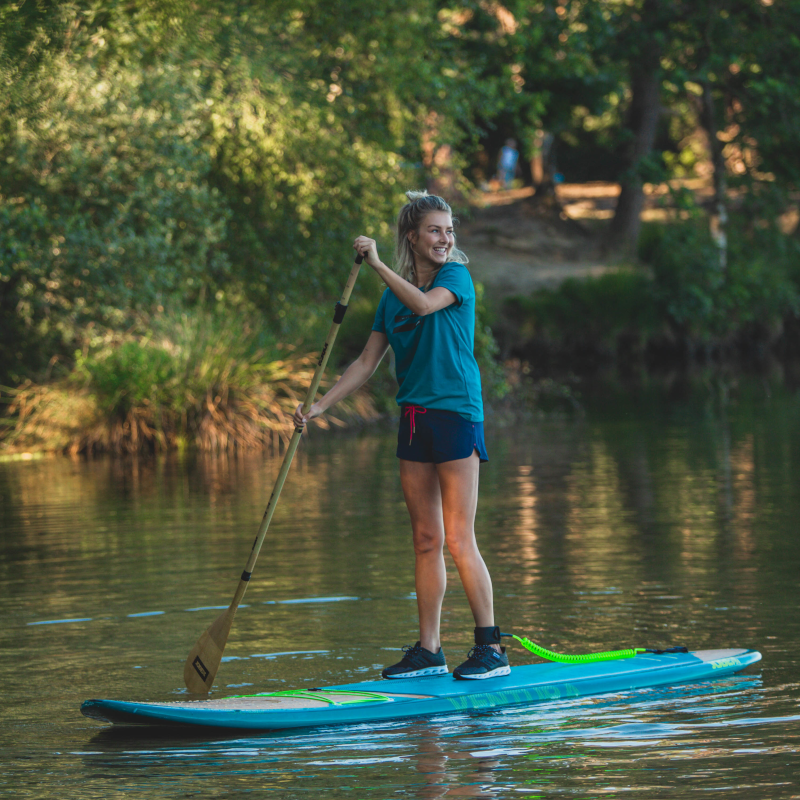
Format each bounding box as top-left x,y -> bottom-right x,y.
192,656 -> 210,681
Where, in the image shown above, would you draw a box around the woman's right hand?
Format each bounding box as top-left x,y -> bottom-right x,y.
293,402 -> 323,429
354,235 -> 380,268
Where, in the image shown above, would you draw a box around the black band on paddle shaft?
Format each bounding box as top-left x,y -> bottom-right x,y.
333,302 -> 348,324
241,570 -> 252,582
474,625 -> 502,645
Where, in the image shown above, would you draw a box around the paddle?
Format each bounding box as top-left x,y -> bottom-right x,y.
184,255 -> 364,693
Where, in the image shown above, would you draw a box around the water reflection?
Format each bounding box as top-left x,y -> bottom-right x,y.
2,378 -> 799,796
407,727 -> 502,799
71,675 -> 796,798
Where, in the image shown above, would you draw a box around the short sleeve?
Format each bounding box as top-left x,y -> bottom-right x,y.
433,262 -> 473,307
372,289 -> 389,333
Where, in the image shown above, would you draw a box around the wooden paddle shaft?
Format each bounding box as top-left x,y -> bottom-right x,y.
234,255 -> 363,602
184,255 -> 364,692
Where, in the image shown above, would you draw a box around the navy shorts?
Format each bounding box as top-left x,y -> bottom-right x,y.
397,405 -> 489,464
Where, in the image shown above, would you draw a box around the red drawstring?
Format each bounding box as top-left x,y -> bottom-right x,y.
404,405 -> 427,444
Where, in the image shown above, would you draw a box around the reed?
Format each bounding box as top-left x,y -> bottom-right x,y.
3,310 -> 377,455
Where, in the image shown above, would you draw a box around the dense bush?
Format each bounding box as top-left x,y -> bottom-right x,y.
0,58 -> 232,381
5,308 -> 376,454
643,215 -> 799,343
0,1 -> 486,384
504,213 -> 800,367
506,270 -> 658,350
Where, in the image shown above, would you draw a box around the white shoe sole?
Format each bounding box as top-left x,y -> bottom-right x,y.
383,665 -> 449,679
453,664 -> 511,680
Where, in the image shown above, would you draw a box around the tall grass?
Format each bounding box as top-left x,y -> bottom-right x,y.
3,310 -> 376,455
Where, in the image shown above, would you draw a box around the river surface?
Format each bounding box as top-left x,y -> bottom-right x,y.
2,377 -> 799,798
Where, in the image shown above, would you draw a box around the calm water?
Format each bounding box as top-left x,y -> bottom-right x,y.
2,377 -> 799,798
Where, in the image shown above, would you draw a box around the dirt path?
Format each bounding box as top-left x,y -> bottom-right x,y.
461,238 -> 613,299
458,179 -> 719,306
458,184 -> 615,306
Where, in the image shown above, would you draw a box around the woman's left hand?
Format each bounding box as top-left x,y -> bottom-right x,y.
354,235 -> 380,268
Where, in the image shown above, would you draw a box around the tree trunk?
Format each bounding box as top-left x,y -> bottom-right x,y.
700,79 -> 728,271
530,129 -> 558,205
604,56 -> 663,257
530,129 -> 556,187
421,111 -> 463,201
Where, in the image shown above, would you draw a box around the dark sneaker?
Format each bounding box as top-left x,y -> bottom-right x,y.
453,645 -> 510,680
382,642 -> 448,679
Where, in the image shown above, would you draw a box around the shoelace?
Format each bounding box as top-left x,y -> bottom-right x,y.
403,405 -> 427,445
400,643 -> 427,664
465,644 -> 499,661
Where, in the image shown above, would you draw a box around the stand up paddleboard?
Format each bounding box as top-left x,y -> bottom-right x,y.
82,647 -> 761,731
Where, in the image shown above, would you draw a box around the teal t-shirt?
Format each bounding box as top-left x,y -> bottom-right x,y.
371,262 -> 483,422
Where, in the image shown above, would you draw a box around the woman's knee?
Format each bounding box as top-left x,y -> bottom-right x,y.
444,528 -> 479,564
413,527 -> 444,556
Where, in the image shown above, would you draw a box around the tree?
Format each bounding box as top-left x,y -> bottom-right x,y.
0,0 -> 507,382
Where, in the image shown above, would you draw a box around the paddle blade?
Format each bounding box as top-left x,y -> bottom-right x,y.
183,605 -> 237,693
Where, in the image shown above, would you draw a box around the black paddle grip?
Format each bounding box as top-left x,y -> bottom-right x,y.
333,302 -> 348,324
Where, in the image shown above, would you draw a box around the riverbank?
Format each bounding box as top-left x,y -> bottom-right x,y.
3,181 -> 799,455
1,310 -> 378,456
465,183 -> 800,376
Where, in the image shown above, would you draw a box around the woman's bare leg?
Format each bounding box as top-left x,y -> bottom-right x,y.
401,452 -> 497,653
436,452 -> 498,646
399,459 -> 446,653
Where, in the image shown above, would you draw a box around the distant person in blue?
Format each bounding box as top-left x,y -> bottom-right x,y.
294,191 -> 509,681
496,138 -> 520,188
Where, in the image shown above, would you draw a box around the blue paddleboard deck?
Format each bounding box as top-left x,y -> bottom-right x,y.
81,648 -> 761,731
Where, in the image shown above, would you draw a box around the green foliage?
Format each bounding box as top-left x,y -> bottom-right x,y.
641,210 -> 799,340
0,0 -> 497,383
474,281 -> 509,401
639,214 -> 723,335
3,0 -> 799,428
716,3 -> 800,187
73,310 -> 281,423
505,211 -> 800,362
507,270 -> 658,352
0,17 -> 232,380
3,62 -> 230,298
77,342 -> 176,420
6,307 -> 377,453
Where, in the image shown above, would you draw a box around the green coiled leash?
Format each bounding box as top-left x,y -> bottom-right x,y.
504,633 -> 647,663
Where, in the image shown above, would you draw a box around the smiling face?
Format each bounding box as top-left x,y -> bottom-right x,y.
409,211 -> 455,270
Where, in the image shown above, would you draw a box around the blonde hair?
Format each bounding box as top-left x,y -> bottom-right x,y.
394,190 -> 469,284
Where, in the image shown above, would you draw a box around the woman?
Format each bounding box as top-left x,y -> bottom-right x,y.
294,191 -> 509,680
